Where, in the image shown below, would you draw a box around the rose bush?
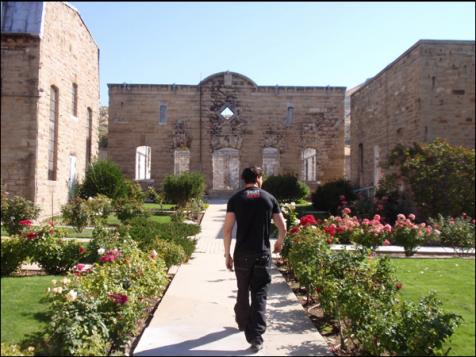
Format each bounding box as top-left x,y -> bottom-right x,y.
282,223 -> 462,355
428,214 -> 475,254
44,235 -> 168,356
391,213 -> 436,256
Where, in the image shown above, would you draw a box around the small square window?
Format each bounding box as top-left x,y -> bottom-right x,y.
220,106 -> 234,120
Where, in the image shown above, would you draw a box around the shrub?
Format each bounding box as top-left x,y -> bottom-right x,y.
123,179 -> 145,203
1,237 -> 28,276
0,193 -> 40,235
24,223 -> 83,275
155,239 -> 186,268
113,198 -> 148,223
311,179 -> 357,215
391,292 -> 463,356
350,214 -> 392,251
375,174 -> 418,224
162,172 -> 205,208
383,139 -> 475,220
44,237 -> 168,355
262,175 -> 310,203
84,195 -> 113,225
0,343 -> 35,356
391,213 -> 435,256
145,186 -> 162,204
118,218 -> 199,259
283,224 -> 462,356
79,159 -> 128,200
428,214 -> 475,253
61,197 -> 90,233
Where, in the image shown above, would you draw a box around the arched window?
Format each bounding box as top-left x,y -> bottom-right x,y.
174,149 -> 190,175
262,147 -> 279,177
135,146 -> 151,180
302,148 -> 317,181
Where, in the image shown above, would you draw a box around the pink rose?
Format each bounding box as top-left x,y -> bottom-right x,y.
373,214 -> 381,222
408,214 -> 416,221
383,224 -> 392,233
397,214 -> 406,221
383,239 -> 391,246
343,207 -> 352,215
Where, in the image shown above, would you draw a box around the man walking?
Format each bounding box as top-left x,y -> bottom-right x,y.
223,167 -> 287,352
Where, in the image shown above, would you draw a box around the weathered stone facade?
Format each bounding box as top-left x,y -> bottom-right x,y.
351,40 -> 475,188
1,2 -> 100,217
108,72 -> 346,194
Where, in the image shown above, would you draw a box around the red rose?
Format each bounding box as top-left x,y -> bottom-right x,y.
26,231 -> 38,240
395,282 -> 403,290
19,219 -> 33,226
79,246 -> 86,254
108,292 -> 128,305
315,287 -> 322,293
300,214 -> 318,226
327,237 -> 334,245
290,226 -> 301,234
324,226 -> 336,237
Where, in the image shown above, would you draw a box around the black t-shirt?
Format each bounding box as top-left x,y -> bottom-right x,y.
226,187 -> 281,255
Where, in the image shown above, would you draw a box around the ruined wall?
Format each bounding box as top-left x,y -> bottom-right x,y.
34,2 -> 100,217
0,35 -> 40,201
108,72 -> 345,193
108,84 -> 200,187
351,40 -> 475,188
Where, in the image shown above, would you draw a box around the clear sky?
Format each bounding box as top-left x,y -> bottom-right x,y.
70,1 -> 475,106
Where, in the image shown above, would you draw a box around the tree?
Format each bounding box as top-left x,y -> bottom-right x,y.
382,139 -> 475,220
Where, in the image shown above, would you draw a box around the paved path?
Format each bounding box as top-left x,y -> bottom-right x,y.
133,199 -> 331,356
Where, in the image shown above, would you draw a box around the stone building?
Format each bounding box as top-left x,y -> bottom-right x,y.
1,2 -> 100,217
108,72 -> 346,195
350,40 -> 475,188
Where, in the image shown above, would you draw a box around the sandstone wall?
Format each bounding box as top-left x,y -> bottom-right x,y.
1,35 -> 41,201
351,40 -> 475,188
108,72 -> 345,194
34,2 -> 100,217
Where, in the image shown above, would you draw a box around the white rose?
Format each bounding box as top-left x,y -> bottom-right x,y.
62,278 -> 71,285
98,248 -> 106,255
65,290 -> 78,302
51,279 -> 57,286
150,249 -> 158,259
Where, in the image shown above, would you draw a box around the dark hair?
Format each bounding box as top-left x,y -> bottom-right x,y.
241,167 -> 263,184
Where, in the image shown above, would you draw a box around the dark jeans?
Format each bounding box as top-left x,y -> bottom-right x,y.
233,252 -> 272,344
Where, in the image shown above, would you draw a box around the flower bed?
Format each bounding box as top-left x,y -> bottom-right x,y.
279,205 -> 466,355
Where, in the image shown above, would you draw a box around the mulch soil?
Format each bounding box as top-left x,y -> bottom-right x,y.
273,257 -> 350,356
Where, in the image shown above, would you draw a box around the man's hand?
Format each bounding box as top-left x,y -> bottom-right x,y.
225,254 -> 234,271
273,239 -> 283,254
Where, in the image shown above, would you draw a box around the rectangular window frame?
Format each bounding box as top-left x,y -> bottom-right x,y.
159,104 -> 167,124
48,86 -> 59,181
72,83 -> 78,118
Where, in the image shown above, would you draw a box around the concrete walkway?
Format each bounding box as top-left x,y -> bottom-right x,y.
133,199 -> 331,356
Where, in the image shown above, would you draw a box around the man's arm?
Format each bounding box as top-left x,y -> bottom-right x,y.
223,212 -> 236,270
273,212 -> 287,254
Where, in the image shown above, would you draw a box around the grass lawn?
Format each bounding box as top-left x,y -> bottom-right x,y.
1,275 -> 59,345
144,203 -> 175,210
392,258 -> 475,356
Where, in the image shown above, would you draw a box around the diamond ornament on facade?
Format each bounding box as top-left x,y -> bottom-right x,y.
220,107 -> 234,120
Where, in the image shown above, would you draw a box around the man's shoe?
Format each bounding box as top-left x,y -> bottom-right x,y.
250,341 -> 263,352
